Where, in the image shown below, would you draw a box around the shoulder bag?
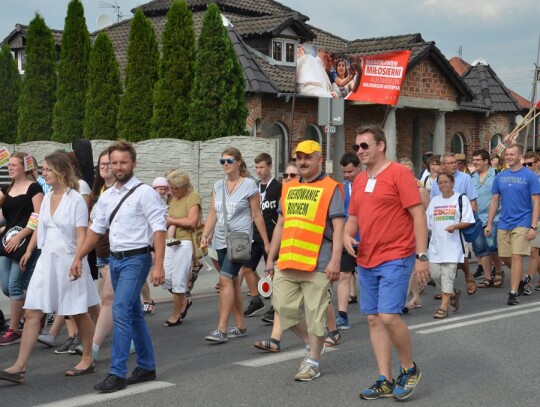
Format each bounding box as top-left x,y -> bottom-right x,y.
222,179 -> 251,262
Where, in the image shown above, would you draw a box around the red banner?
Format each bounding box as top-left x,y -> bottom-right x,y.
345,50 -> 411,105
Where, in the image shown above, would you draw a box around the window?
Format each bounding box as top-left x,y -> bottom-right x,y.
16,49 -> 26,74
490,134 -> 502,151
451,133 -> 464,154
268,122 -> 289,174
304,124 -> 323,146
272,39 -> 297,65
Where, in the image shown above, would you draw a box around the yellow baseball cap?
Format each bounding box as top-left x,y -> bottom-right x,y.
293,140 -> 322,155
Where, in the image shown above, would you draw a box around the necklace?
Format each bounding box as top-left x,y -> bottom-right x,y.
227,177 -> 241,195
367,160 -> 391,179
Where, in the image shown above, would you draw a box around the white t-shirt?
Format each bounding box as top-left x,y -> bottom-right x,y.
426,192 -> 475,263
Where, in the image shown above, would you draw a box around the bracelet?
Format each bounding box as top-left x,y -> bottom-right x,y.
531,226 -> 538,231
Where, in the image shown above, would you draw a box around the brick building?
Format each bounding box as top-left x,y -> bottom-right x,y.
2,0 -> 530,173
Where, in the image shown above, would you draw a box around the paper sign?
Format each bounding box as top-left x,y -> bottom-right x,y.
0,147 -> 10,168
492,141 -> 506,157
24,155 -> 34,172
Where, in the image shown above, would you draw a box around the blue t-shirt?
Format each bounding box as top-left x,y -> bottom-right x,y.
431,170 -> 478,201
472,166 -> 500,225
492,167 -> 540,230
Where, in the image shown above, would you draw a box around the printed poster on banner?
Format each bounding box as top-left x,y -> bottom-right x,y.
346,51 -> 412,105
0,147 -> 10,168
294,44 -> 411,106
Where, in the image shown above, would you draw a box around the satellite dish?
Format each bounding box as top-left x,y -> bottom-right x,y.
96,13 -> 114,29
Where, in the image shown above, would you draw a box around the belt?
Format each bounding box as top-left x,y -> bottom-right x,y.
110,246 -> 152,259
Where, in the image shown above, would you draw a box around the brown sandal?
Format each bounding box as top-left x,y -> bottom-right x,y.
478,279 -> 493,288
450,288 -> 461,312
493,271 -> 504,288
466,279 -> 477,295
433,308 -> 448,319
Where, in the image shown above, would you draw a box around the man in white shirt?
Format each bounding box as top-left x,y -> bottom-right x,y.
70,140 -> 166,393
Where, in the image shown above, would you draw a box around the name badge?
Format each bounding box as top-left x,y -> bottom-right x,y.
365,178 -> 376,193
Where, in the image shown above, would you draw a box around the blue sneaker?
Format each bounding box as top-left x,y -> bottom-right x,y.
359,375 -> 395,399
336,314 -> 350,330
393,362 -> 422,400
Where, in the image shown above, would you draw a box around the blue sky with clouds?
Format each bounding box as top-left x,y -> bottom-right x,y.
1,0 -> 538,100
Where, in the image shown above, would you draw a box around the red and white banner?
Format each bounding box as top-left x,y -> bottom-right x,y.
345,50 -> 411,105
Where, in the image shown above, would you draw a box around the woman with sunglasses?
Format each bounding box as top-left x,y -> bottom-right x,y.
282,162 -> 300,182
202,148 -> 270,343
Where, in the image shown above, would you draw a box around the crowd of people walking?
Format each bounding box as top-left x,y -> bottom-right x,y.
1,129 -> 539,402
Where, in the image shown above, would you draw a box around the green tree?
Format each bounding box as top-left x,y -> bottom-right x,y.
17,14 -> 57,142
52,0 -> 90,142
187,3 -> 248,140
0,45 -> 21,144
117,8 -> 159,142
84,32 -> 122,140
151,0 -> 195,139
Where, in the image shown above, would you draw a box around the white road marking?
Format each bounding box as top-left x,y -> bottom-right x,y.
416,307 -> 540,334
235,347 -> 337,367
33,381 -> 175,407
408,300 -> 540,330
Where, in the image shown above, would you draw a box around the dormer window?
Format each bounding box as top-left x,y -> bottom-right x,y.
272,39 -> 297,65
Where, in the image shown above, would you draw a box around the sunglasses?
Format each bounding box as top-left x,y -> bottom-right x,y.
219,158 -> 236,165
283,173 -> 298,178
352,142 -> 378,152
523,162 -> 535,167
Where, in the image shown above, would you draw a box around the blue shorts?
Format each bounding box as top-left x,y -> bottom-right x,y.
358,255 -> 414,315
96,256 -> 110,268
217,248 -> 243,279
472,222 -> 498,257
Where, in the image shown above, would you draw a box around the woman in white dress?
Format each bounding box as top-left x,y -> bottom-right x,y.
0,152 -> 99,384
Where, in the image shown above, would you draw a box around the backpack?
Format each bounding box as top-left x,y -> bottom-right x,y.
458,194 -> 483,244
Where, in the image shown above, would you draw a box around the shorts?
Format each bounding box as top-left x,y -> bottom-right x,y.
472,222 -> 499,257
272,268 -> 331,337
340,250 -> 356,272
357,255 -> 414,315
216,248 -> 243,279
96,256 -> 110,268
243,240 -> 267,270
429,262 -> 457,294
497,227 -> 531,257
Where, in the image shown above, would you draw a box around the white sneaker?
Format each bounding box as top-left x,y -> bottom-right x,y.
294,363 -> 321,381
37,330 -> 57,347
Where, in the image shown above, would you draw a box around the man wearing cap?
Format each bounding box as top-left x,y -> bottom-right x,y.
344,126 -> 429,400
265,140 -> 344,382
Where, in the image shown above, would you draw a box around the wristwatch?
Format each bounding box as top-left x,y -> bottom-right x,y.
415,253 -> 429,262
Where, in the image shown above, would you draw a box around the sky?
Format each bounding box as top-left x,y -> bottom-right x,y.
1,0 -> 539,101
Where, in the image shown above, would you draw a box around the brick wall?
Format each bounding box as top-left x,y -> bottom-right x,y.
401,59 -> 460,101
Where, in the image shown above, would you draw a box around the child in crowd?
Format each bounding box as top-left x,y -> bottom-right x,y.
152,177 -> 178,246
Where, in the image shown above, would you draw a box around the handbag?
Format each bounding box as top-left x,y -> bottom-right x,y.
0,225 -> 29,261
190,223 -> 208,262
221,179 -> 251,262
458,194 -> 483,243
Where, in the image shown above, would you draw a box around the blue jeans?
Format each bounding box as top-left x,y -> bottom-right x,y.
0,255 -> 34,300
109,253 -> 155,378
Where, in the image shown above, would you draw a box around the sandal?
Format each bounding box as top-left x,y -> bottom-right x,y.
478,279 -> 493,288
348,296 -> 358,304
163,317 -> 182,327
433,308 -> 448,319
254,337 -> 281,353
0,369 -> 26,384
433,293 -> 442,300
466,279 -> 477,295
406,300 -> 422,309
181,299 -> 192,319
493,271 -> 504,288
450,288 -> 461,312
65,360 -> 96,377
324,330 -> 342,347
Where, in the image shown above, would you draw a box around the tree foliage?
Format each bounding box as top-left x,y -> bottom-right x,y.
52,0 -> 91,142
0,45 -> 21,144
187,3 -> 248,140
151,0 -> 195,139
83,32 -> 122,140
17,14 -> 57,142
117,8 -> 159,142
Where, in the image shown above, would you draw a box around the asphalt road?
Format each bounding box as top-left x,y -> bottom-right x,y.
1,266 -> 540,407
